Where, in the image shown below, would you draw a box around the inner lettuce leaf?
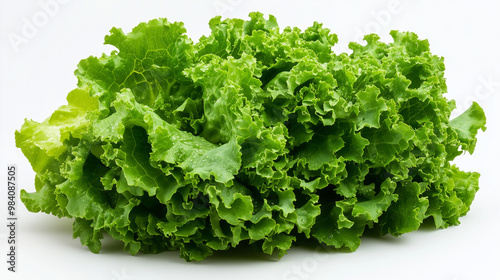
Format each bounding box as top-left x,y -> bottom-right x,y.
17,13 -> 486,261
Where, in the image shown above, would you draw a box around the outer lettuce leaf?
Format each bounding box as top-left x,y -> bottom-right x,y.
449,102 -> 487,153
18,13 -> 486,261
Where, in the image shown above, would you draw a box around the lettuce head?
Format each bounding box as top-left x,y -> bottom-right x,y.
17,13 -> 486,261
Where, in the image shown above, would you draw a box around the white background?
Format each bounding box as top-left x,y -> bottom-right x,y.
1,1 -> 499,279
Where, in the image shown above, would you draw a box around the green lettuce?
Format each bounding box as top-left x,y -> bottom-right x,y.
17,13 -> 486,261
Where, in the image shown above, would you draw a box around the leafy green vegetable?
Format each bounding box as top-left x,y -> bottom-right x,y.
17,13 -> 486,261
